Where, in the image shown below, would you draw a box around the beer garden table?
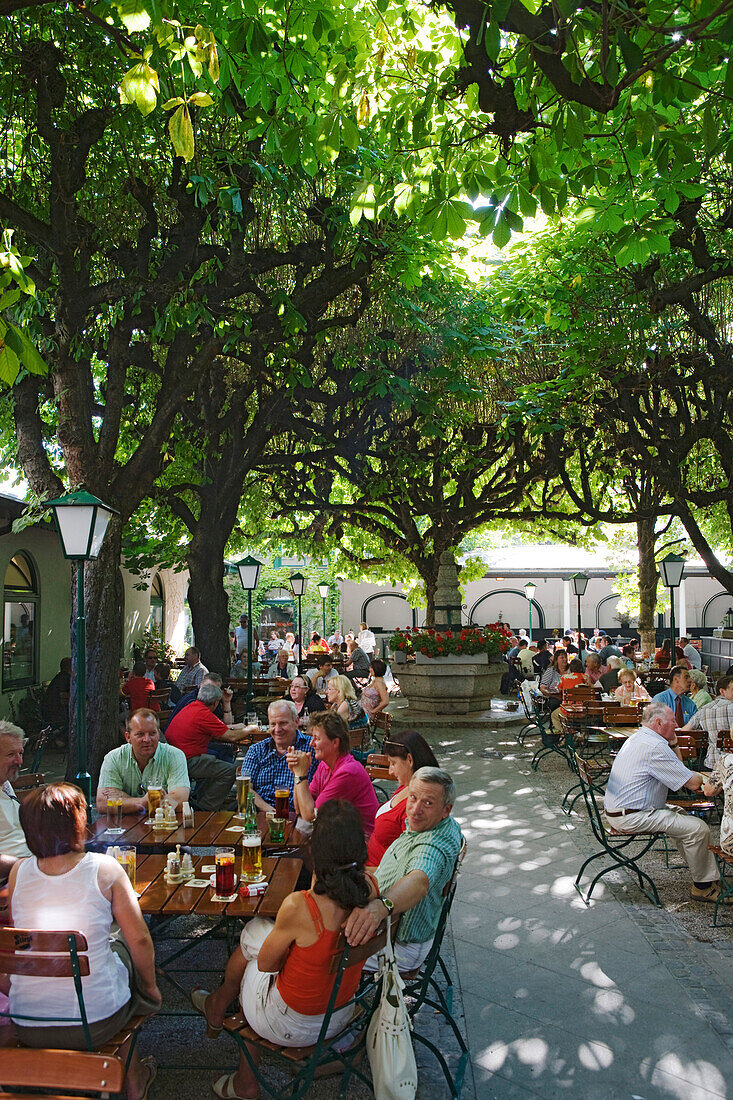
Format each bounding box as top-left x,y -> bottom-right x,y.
88,810 -> 305,852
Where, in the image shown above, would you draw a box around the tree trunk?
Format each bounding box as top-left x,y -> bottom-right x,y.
186,513 -> 232,678
422,557 -> 442,628
68,515 -> 125,784
637,517 -> 659,657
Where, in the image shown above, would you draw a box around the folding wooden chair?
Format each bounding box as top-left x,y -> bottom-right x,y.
0,1047 -> 125,1099
366,753 -> 391,803
530,696 -> 572,772
0,929 -> 147,1081
708,846 -> 733,926
573,757 -> 661,906
517,680 -> 542,744
220,923 -> 388,1099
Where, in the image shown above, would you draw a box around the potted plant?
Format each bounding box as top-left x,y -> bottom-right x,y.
388,623 -> 511,664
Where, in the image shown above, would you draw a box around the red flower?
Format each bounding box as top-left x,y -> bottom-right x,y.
420,647 -> 427,654
427,629 -> 435,635
445,631 -> 453,638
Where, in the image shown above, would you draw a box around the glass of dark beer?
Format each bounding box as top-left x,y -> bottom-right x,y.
214,847 -> 236,897
274,788 -> 290,819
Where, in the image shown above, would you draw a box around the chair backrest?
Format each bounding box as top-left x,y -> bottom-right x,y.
0,928 -> 89,978
11,772 -> 45,794
0,1048 -> 124,1095
328,921 -> 389,974
372,711 -> 392,733
604,705 -> 641,726
675,735 -> 697,765
574,756 -> 608,841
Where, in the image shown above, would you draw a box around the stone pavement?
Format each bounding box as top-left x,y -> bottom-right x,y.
441,728 -> 733,1100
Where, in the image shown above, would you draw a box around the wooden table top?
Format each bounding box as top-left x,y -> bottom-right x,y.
89,810 -> 304,852
135,852 -> 303,917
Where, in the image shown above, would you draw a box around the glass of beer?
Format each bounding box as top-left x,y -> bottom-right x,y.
269,817 -> 286,843
118,847 -> 136,892
274,788 -> 290,819
215,847 -> 236,897
146,783 -> 164,817
241,831 -> 263,882
106,794 -> 125,834
235,774 -> 251,818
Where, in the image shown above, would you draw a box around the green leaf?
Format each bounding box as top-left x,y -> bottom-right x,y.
119,62 -> 159,116
702,105 -> 717,155
114,0 -> 150,32
493,220 -> 511,249
484,22 -> 500,62
168,104 -> 194,162
617,31 -> 643,73
188,92 -> 214,108
341,117 -> 359,151
0,323 -> 20,386
3,322 -> 47,376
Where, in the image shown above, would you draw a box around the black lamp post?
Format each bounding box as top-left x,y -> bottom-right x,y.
523,581 -> 536,642
318,583 -> 329,638
660,553 -> 685,665
236,555 -> 261,715
570,572 -> 589,666
46,491 -> 118,821
289,572 -> 307,670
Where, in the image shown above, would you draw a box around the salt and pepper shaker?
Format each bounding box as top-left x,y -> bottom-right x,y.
181,851 -> 194,880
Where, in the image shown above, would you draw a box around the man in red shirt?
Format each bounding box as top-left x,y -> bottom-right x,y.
164,681 -> 243,809
122,660 -> 158,712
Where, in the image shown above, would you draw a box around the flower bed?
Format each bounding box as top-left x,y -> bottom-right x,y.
389,622 -> 512,660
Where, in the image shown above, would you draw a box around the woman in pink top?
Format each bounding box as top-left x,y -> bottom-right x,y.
287,712 -> 378,836
614,667 -> 651,705
366,729 -> 439,866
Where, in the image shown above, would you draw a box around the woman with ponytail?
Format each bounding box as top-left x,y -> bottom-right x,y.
192,801 -> 376,1100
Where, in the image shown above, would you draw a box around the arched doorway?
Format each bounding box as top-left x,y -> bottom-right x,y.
3,551 -> 39,689
702,592 -> 733,629
148,572 -> 165,639
468,589 -> 545,632
360,592 -> 415,631
595,594 -> 635,630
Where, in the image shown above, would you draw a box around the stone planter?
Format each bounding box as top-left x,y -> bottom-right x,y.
396,657 -> 505,715
392,650 -> 407,664
415,652 -> 489,665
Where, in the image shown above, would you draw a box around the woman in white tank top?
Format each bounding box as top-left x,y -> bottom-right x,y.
7,782 -> 160,1100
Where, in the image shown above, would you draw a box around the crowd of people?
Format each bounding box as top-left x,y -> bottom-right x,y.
0,618 -> 463,1095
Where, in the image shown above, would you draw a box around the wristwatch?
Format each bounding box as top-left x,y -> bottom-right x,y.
294,776 -> 307,785
377,894 -> 394,915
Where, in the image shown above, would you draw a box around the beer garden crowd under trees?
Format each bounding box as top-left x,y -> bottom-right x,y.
0,0 -> 732,779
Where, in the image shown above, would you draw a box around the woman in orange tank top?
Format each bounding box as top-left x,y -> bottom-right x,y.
191,800 -> 373,1100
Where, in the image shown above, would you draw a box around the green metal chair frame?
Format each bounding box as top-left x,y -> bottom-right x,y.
709,846 -> 733,926
573,757 -> 662,906
220,924 -> 388,1100
560,716 -> 611,815
530,696 -> 573,772
517,681 -> 541,744
400,838 -> 469,1100
0,927 -> 143,1077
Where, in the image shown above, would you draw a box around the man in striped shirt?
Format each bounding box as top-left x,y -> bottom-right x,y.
679,675 -> 733,768
604,702 -> 723,903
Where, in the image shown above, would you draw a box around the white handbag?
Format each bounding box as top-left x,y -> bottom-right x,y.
366,918 -> 418,1100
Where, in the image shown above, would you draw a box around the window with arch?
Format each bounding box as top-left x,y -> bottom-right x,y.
148,572 -> 165,639
3,551 -> 39,690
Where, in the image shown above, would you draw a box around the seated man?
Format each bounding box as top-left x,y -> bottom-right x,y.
96,708 -> 190,814
122,660 -> 158,712
168,672 -> 237,761
517,640 -> 536,678
583,652 -> 604,685
345,639 -> 370,684
241,699 -> 316,813
679,636 -> 702,670
305,654 -> 338,695
164,682 -> 242,810
267,649 -> 297,680
0,721 -> 31,881
344,766 -> 462,971
41,657 -> 71,737
679,675 -> 733,768
142,648 -> 158,682
172,646 -> 209,701
532,639 -> 551,676
604,702 -> 723,903
599,656 -> 623,693
653,665 -> 697,726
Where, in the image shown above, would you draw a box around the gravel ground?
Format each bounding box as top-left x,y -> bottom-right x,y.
488,723 -> 733,950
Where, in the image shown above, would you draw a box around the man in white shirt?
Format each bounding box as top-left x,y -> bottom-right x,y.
327,627 -> 344,647
0,721 -> 31,881
679,637 -> 702,670
604,702 -> 722,902
357,623 -> 376,657
234,615 -> 258,660
306,655 -> 338,693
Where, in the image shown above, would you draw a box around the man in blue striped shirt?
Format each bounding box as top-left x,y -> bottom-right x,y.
241,699 -> 315,814
604,702 -> 723,903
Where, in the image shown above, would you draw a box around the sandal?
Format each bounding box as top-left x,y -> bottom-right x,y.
690,884 -> 731,904
138,1056 -> 157,1100
191,988 -> 222,1038
212,1071 -> 259,1099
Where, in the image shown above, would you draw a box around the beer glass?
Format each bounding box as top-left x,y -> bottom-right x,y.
235,774 -> 251,818
215,847 -> 236,897
118,847 -> 136,892
146,783 -> 164,817
241,831 -> 263,882
274,788 -> 290,819
269,817 -> 286,843
106,794 -> 125,834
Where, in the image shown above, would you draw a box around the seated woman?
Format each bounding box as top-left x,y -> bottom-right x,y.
655,639 -> 671,669
367,730 -> 439,866
558,658 -> 585,692
688,668 -> 712,710
307,632 -> 329,654
288,712 -> 378,837
614,667 -> 651,704
288,675 -> 326,729
122,660 -> 158,713
191,801 -> 373,1100
7,783 -> 160,1100
360,658 -> 389,721
326,674 -> 368,738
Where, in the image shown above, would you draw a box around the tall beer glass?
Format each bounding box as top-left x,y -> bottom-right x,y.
215,847 -> 236,897
236,774 -> 251,818
241,831 -> 263,882
106,794 -> 125,834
